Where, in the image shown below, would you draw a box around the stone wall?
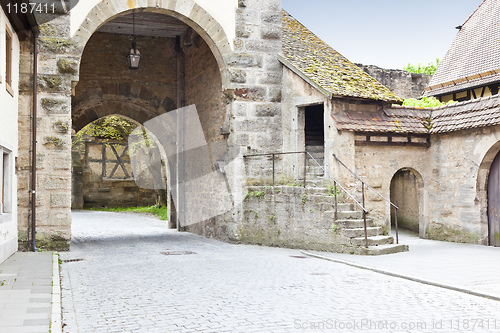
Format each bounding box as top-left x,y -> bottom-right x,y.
71,142 -> 158,209
356,64 -> 432,99
239,186 -> 353,252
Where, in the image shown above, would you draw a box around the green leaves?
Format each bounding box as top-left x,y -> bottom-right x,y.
403,58 -> 440,75
402,96 -> 455,108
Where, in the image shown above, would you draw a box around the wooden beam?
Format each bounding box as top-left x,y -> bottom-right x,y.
355,140 -> 430,148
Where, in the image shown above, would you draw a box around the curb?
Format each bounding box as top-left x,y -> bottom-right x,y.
302,251 -> 500,302
51,254 -> 62,333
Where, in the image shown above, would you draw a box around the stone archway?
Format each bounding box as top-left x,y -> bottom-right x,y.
390,167 -> 426,237
18,2 -> 233,250
18,0 -> 284,250
476,141 -> 500,246
71,2 -> 232,87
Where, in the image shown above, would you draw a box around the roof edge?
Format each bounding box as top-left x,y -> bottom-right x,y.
278,54 -> 333,99
426,68 -> 500,94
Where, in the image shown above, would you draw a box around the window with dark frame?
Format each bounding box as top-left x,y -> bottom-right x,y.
5,25 -> 12,94
0,148 -> 12,216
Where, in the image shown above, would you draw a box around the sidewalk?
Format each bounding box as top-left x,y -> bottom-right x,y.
304,230 -> 500,301
0,252 -> 61,333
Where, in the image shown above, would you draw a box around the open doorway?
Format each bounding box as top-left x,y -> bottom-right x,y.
305,104 -> 325,164
390,168 -> 423,235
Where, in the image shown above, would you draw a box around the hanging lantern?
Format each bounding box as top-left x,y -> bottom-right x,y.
126,13 -> 141,70
127,41 -> 141,70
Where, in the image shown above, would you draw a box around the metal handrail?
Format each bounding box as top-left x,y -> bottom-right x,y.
305,152 -> 366,213
244,151 -> 371,248
332,154 -> 400,244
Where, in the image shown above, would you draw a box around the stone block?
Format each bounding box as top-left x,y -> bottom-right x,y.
234,87 -> 266,101
41,98 -> 69,115
254,103 -> 278,117
229,68 -> 247,83
226,53 -> 263,68
50,193 -> 71,208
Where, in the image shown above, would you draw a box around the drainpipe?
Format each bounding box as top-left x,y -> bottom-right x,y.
31,29 -> 39,252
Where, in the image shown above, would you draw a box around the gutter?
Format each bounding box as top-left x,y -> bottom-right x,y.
31,28 -> 39,252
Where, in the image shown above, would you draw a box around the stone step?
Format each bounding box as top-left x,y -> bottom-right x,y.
332,218 -> 374,229
306,187 -> 329,195
306,179 -> 326,188
362,244 -> 409,255
342,227 -> 382,238
336,210 -> 364,220
306,145 -> 324,153
351,235 -> 393,247
306,173 -> 324,178
307,194 -> 345,205
306,165 -> 324,173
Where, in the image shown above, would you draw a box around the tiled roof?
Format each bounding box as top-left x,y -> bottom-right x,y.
425,72 -> 500,96
431,94 -> 500,133
426,0 -> 500,96
334,94 -> 500,134
333,108 -> 431,134
281,11 -> 402,104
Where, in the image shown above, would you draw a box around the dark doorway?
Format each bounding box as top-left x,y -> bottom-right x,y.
305,104 -> 324,148
488,151 -> 500,246
304,104 -> 325,166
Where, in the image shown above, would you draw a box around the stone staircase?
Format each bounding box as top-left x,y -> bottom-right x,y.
304,147 -> 408,255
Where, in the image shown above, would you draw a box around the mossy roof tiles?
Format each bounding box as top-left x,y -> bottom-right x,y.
333,94 -> 500,134
282,11 -> 402,104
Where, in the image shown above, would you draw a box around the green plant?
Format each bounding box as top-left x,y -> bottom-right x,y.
402,96 -> 456,108
254,212 -> 258,219
249,190 -> 266,199
276,229 -> 281,236
332,223 -> 339,234
73,116 -> 138,148
301,194 -> 307,204
328,186 -> 340,197
403,58 -> 440,75
85,205 -> 168,221
349,251 -> 355,255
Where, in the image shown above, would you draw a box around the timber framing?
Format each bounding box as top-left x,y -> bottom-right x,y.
354,131 -> 431,148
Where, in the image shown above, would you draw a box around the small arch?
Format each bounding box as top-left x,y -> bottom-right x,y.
478,141 -> 500,246
71,3 -> 231,87
390,167 -> 425,237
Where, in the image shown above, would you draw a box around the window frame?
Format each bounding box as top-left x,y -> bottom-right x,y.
5,24 -> 13,97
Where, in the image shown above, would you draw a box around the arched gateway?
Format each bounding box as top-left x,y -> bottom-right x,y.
17,0 -> 284,250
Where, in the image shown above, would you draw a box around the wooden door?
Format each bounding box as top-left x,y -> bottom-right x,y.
488,151 -> 500,246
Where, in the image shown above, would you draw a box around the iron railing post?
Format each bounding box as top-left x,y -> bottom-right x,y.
334,182 -> 338,220
394,207 -> 399,244
362,182 -> 368,248
272,153 -> 275,186
303,152 -> 307,188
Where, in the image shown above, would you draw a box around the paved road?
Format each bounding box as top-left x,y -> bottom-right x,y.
61,211 -> 500,333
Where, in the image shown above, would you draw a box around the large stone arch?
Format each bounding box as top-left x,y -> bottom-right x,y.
71,1 -> 232,88
72,84 -> 177,132
476,141 -> 500,244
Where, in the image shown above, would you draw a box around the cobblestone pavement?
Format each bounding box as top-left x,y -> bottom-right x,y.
61,211 -> 500,333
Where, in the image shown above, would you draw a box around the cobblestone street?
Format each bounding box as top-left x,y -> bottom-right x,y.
61,211 -> 500,333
